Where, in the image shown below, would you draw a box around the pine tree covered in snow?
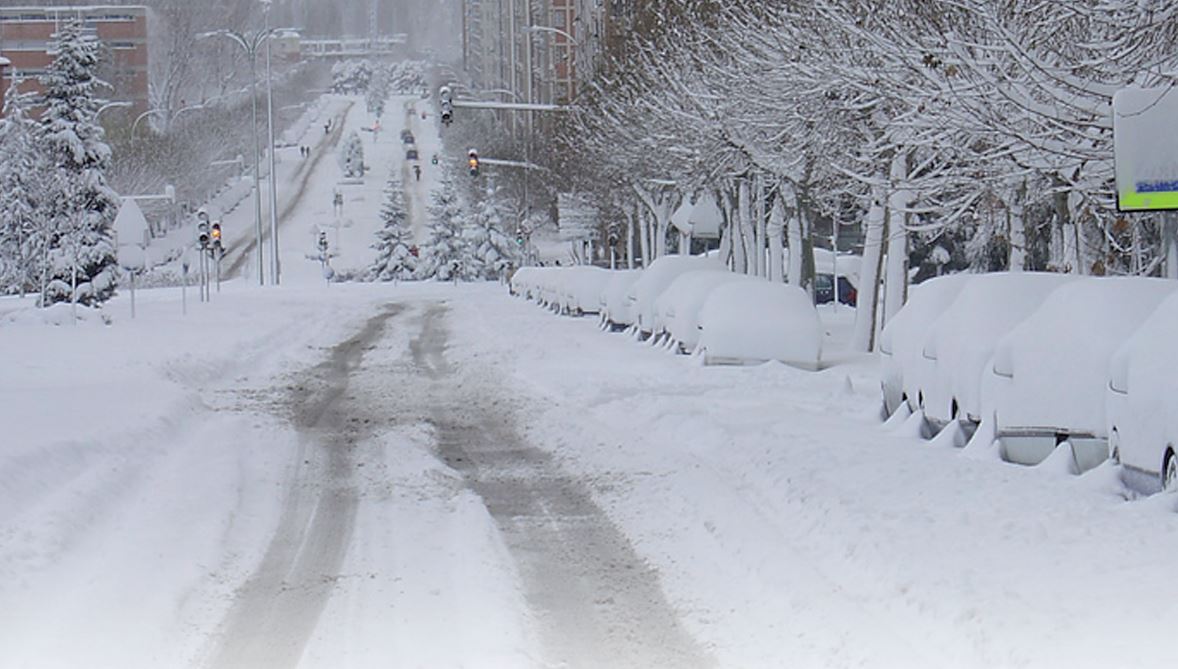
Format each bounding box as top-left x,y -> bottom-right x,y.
417,168 -> 478,281
0,81 -> 47,296
337,130 -> 365,178
368,174 -> 417,281
38,19 -> 120,306
468,198 -> 519,280
366,65 -> 389,119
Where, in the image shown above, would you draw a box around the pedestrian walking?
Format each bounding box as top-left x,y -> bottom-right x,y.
413,164 -> 421,181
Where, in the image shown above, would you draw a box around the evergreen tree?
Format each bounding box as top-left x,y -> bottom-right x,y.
0,80 -> 47,297
337,130 -> 365,178
417,168 -> 477,281
38,19 -> 120,307
366,64 -> 389,119
468,198 -> 520,280
368,174 -> 417,281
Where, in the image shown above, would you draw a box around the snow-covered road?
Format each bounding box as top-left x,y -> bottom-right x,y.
4,282 -> 1178,668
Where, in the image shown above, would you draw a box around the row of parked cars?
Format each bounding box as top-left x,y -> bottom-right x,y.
880,272 -> 1178,493
509,256 -> 824,369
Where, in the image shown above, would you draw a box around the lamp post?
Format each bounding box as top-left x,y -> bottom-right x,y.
94,100 -> 132,122
198,28 -> 270,287
523,25 -> 578,103
261,2 -> 281,285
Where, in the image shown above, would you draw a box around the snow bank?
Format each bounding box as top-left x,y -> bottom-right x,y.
697,282 -> 822,367
917,272 -> 1076,426
629,255 -> 721,334
879,274 -> 972,416
985,277 -> 1177,470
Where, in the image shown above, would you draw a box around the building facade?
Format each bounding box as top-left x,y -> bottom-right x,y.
461,0 -> 623,108
0,5 -> 149,114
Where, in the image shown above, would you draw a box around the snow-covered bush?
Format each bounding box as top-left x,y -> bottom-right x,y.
337,131 -> 365,178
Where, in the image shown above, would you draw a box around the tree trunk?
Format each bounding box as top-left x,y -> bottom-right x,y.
754,174 -> 767,277
768,191 -> 785,283
883,152 -> 911,326
738,179 -> 754,276
851,178 -> 887,352
786,186 -> 803,287
727,188 -> 746,274
1008,180 -> 1026,272
625,203 -> 635,269
637,202 -> 651,269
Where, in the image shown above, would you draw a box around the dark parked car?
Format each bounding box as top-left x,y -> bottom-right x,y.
814,273 -> 857,306
401,130 -> 415,144
406,148 -> 419,161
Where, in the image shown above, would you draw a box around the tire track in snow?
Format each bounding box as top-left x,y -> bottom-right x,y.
410,303 -> 713,669
199,304 -> 401,669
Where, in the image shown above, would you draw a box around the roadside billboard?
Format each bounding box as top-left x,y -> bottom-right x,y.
1114,86 -> 1178,211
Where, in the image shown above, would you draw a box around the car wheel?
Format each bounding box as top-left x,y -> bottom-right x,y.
1164,450 -> 1178,493
1109,429 -> 1121,465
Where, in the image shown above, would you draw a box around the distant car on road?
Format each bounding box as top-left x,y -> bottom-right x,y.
406,148 -> 419,161
401,129 -> 415,144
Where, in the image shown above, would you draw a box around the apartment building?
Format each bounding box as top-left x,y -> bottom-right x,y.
0,5 -> 149,114
462,0 -> 630,107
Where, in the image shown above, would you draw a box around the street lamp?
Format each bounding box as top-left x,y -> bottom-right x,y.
523,25 -> 578,102
198,28 -> 271,287
94,100 -> 132,121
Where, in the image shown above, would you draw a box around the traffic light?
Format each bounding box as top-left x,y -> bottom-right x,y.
439,86 -> 453,126
468,148 -> 480,177
196,209 -> 210,248
211,223 -> 223,252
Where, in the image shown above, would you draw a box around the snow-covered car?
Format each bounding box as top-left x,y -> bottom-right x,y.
627,255 -> 721,336
879,273 -> 972,418
554,266 -> 612,316
1106,290 -> 1178,493
697,282 -> 822,368
600,270 -> 642,330
985,277 -> 1177,473
509,266 -> 540,297
654,270 -> 758,353
914,272 -> 1076,433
